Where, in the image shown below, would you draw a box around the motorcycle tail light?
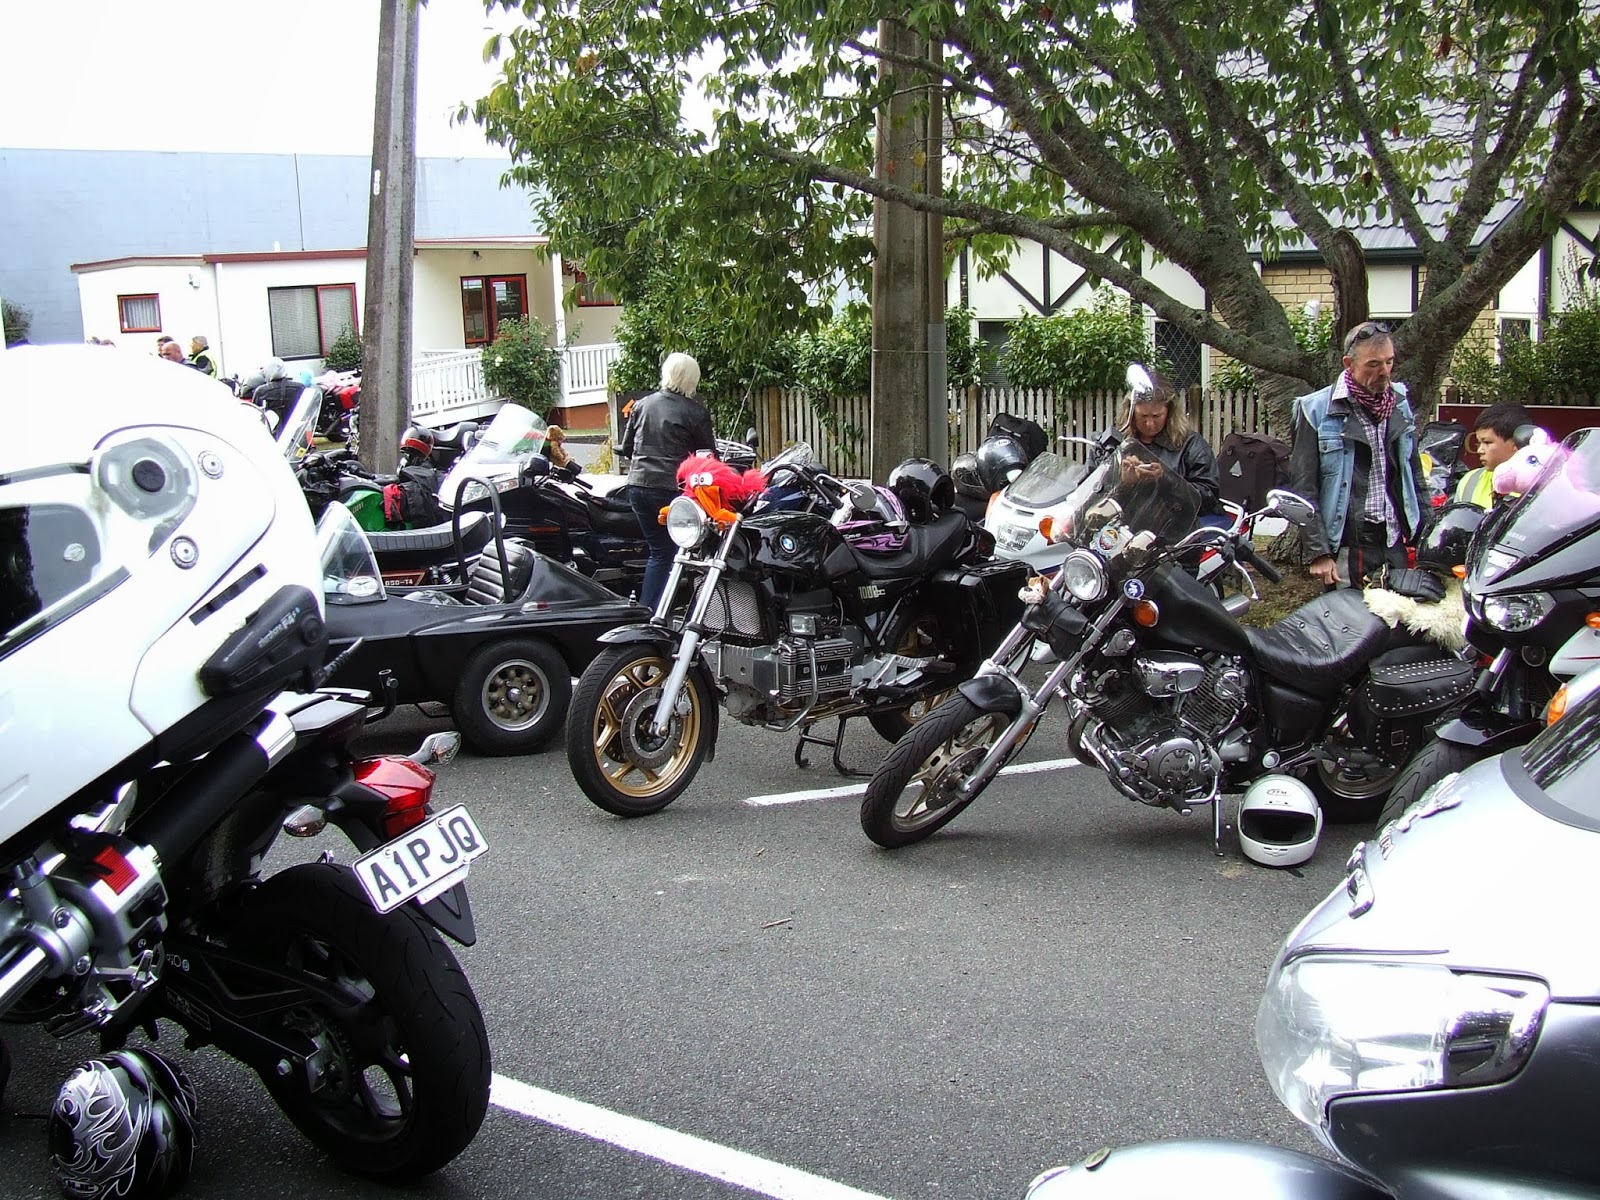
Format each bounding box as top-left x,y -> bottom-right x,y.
355,757 -> 437,838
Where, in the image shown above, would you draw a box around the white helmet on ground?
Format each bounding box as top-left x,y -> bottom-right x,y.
1237,775 -> 1322,867
0,346 -> 324,842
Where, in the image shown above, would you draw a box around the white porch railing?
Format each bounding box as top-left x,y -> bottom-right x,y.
409,342 -> 622,428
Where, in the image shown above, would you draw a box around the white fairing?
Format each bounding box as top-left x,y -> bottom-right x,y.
1550,624 -> 1600,681
0,346 -> 322,839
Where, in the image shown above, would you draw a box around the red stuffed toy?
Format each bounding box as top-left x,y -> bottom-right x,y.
670,455 -> 769,526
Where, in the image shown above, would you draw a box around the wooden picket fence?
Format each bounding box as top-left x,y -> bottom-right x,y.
752,385 -> 1268,477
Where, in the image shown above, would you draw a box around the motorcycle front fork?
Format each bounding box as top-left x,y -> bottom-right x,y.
649,519 -> 741,736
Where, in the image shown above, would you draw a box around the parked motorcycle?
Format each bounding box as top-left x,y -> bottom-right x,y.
563,443 -> 1030,815
1025,679 -> 1600,1199
439,405 -> 760,597
0,347 -> 490,1185
1377,426 -> 1600,825
859,440 -> 1475,848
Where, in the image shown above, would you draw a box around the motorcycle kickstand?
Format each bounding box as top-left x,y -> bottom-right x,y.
1212,796 -> 1227,857
794,717 -> 867,778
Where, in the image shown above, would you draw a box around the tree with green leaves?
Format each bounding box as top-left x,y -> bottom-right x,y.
474,0 -> 1600,426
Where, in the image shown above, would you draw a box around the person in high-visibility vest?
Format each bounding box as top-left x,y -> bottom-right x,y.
1456,401 -> 1534,508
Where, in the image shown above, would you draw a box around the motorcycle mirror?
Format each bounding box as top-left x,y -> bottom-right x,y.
744,426 -> 760,451
1265,488 -> 1317,528
410,731 -> 462,767
1125,363 -> 1156,401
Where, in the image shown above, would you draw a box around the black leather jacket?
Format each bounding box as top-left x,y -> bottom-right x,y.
1139,430 -> 1222,513
620,389 -> 717,490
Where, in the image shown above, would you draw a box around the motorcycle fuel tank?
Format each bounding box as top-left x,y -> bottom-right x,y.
742,510 -> 858,581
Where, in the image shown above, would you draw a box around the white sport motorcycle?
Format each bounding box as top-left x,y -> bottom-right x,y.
0,347 -> 490,1192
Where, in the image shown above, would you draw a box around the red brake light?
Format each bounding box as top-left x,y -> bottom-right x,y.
355,757 -> 437,839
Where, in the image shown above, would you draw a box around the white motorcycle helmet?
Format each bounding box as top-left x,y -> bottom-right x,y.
0,346 -> 324,842
1236,776 -> 1323,867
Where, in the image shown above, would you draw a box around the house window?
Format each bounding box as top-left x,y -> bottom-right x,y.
571,270 -> 618,307
1154,320 -> 1202,391
118,294 -> 161,334
267,283 -> 357,360
460,275 -> 528,345
1499,317 -> 1533,357
977,320 -> 1014,385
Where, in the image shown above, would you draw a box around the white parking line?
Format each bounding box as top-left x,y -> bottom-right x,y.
745,756 -> 1082,807
490,1073 -> 892,1200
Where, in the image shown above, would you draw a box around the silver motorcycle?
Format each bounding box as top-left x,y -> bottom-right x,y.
1026,666 -> 1600,1198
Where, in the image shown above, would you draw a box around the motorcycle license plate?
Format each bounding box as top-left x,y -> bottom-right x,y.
353,805 -> 488,914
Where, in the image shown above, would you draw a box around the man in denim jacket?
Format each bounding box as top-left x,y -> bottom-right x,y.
1288,322 -> 1429,587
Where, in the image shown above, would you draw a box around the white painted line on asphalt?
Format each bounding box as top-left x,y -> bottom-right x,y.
744,755 -> 1082,807
490,1073 -> 892,1200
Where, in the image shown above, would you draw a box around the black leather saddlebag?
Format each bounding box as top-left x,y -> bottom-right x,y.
1348,647 -> 1475,750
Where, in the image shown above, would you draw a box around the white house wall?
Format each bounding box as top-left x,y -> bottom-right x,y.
1552,214 -> 1600,312
211,258 -> 366,377
77,263 -> 219,362
412,249 -> 623,350
1499,253 -> 1541,322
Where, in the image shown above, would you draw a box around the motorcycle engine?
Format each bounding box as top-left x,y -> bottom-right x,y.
1071,654 -> 1243,808
713,612 -> 864,721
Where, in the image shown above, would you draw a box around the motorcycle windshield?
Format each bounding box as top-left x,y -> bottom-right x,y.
1004,451 -> 1093,509
316,500 -> 386,605
1055,439 -> 1200,552
439,405 -> 550,506
277,391 -> 320,462
1469,428 -> 1600,584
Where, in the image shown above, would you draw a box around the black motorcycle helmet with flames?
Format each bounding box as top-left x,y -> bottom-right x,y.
1416,500 -> 1485,576
887,458 -> 955,523
49,1049 -> 198,1200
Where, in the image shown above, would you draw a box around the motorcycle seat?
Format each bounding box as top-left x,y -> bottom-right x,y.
1244,588 -> 1394,698
366,510 -> 491,554
849,511 -> 971,580
465,537 -> 537,605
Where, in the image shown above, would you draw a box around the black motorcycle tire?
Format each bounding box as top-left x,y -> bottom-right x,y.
452,637 -> 571,755
567,642 -> 715,816
865,607 -> 958,744
230,863 -> 490,1180
860,696 -> 1009,848
1373,739 -> 1488,829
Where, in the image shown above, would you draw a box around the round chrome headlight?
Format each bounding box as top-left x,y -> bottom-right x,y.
666,495 -> 710,548
1061,549 -> 1107,602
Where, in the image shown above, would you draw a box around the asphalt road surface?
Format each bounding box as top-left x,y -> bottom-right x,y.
1,703 -> 1366,1199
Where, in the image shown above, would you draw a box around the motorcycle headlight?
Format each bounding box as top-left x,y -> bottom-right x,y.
666,495 -> 710,548
1481,592 -> 1555,632
1256,956 -> 1547,1138
1061,549 -> 1106,602
454,480 -> 490,506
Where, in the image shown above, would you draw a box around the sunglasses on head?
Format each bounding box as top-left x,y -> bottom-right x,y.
1344,321 -> 1394,352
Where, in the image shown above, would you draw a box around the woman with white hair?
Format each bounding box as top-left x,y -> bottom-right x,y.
619,352 -> 715,608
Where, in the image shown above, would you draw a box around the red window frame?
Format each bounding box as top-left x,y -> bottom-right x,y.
267,282 -> 359,360
571,269 -> 618,308
460,274 -> 529,346
117,294 -> 162,334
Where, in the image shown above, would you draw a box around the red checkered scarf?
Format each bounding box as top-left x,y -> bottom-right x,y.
1344,370 -> 1398,422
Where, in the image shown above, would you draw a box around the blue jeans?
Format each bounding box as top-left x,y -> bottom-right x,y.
630,486 -> 680,610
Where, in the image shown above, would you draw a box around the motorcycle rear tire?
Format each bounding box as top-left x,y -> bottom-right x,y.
231,863 -> 491,1180
567,643 -> 715,815
860,697 -> 1007,848
1373,739 -> 1488,830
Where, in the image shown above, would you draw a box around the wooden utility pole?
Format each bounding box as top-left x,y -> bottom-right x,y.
870,23 -> 945,481
359,0 -> 422,472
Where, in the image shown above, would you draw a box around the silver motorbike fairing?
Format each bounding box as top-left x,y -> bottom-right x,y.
1025,1139 -> 1387,1199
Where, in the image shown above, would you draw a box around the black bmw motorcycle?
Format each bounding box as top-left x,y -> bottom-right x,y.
564,446 -> 1029,815
1378,426 -> 1600,826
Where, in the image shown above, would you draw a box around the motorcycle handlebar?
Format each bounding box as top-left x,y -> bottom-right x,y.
1237,541 -> 1283,584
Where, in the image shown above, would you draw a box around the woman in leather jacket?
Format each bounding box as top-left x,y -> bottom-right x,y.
1119,369 -> 1222,518
619,352 -> 716,609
